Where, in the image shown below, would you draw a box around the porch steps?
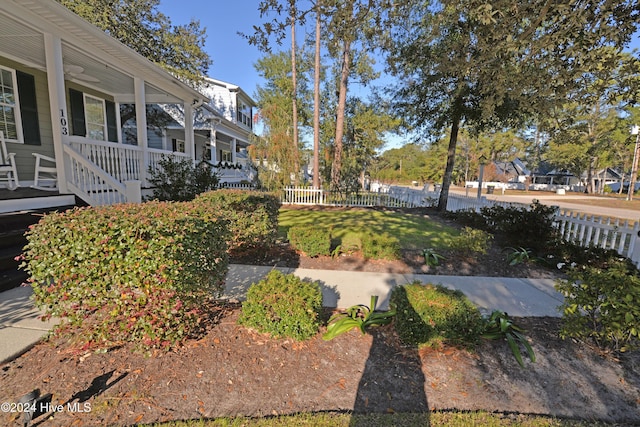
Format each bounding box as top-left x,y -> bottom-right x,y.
0,206 -> 76,292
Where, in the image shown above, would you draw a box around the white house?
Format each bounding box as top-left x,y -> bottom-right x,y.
158,77 -> 258,185
0,0 -> 208,212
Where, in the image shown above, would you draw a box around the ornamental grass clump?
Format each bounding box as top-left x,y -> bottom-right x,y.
238,270 -> 323,341
391,282 -> 484,348
20,201 -> 230,351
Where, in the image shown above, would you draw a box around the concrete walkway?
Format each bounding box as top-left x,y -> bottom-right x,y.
0,264 -> 565,364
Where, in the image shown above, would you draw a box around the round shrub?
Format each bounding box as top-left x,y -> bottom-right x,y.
390,282 -> 484,348
287,226 -> 332,257
361,232 -> 401,260
194,189 -> 280,256
238,270 -> 323,341
556,261 -> 640,353
20,201 -> 230,351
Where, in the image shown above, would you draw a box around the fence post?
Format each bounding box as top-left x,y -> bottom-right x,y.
630,223 -> 640,267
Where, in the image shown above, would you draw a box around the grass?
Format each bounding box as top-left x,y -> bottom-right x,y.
143,412 -> 623,426
278,207 -> 459,251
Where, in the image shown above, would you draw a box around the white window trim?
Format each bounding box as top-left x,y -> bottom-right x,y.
0,65 -> 24,144
83,93 -> 107,141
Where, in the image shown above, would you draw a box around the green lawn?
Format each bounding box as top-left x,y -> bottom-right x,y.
144,412 -> 616,427
278,208 -> 459,251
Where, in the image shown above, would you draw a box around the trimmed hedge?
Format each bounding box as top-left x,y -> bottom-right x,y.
361,232 -> 401,260
238,270 -> 323,340
391,282 -> 483,348
287,226 -> 332,257
194,190 -> 280,256
20,201 -> 230,351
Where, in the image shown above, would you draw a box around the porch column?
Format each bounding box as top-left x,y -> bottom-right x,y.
210,127 -> 217,163
231,138 -> 237,163
43,33 -> 69,193
134,77 -> 148,185
184,103 -> 195,162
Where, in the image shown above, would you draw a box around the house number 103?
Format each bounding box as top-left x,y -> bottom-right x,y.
60,109 -> 68,135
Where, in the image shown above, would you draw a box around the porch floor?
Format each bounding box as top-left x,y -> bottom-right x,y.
0,188 -> 78,214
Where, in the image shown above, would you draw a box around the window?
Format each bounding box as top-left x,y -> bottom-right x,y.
84,94 -> 107,141
236,103 -> 252,129
220,150 -> 232,162
0,66 -> 24,143
69,89 -> 117,142
171,138 -> 185,153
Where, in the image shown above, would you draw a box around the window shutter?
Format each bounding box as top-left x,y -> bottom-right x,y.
171,138 -> 177,151
69,88 -> 86,136
105,100 -> 117,142
16,71 -> 41,145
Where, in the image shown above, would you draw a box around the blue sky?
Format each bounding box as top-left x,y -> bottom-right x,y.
157,0 -> 271,97
158,0 -> 640,98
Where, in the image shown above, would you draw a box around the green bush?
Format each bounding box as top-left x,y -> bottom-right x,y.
238,270 -> 323,340
480,201 -> 558,253
555,261 -> 640,353
361,232 -> 401,260
391,282 -> 484,348
20,202 -> 230,351
448,227 -> 493,255
148,155 -> 219,201
287,226 -> 332,257
194,190 -> 280,256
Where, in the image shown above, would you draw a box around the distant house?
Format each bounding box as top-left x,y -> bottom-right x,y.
0,0 -> 209,212
493,158 -> 531,183
159,78 -> 258,185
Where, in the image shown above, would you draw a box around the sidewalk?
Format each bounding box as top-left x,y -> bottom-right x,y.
1,264 -> 565,364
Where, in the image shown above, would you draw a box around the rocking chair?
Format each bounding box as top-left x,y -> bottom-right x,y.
0,131 -> 19,190
31,153 -> 58,191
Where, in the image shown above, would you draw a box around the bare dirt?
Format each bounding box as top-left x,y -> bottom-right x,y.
1,208 -> 639,426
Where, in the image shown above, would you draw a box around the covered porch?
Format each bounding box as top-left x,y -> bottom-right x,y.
0,0 -> 206,210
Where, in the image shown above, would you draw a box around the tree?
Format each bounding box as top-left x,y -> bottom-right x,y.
58,0 -> 211,85
323,0 -> 393,189
543,50 -> 640,193
388,0 -> 639,210
251,50 -> 313,189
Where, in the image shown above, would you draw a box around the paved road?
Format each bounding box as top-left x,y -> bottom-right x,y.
449,186 -> 640,221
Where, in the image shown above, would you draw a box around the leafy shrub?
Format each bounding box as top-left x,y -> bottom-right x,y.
390,282 -> 484,348
361,232 -> 401,260
194,190 -> 280,256
448,227 -> 493,255
238,270 -> 323,340
446,202 -> 558,254
544,240 -> 634,271
20,202 -> 230,351
555,261 -> 640,353
480,201 -> 558,252
148,155 -> 219,201
287,226 -> 332,257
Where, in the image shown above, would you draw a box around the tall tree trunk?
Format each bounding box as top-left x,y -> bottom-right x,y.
437,113 -> 461,211
331,39 -> 351,189
313,5 -> 321,189
290,9 -> 300,183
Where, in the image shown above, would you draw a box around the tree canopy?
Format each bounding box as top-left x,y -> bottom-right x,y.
387,0 -> 639,209
58,0 -> 211,85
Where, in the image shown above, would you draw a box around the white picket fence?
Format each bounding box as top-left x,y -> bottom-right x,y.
280,186 -> 640,266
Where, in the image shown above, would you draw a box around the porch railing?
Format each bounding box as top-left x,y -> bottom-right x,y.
63,137 -> 192,205
63,143 -> 128,206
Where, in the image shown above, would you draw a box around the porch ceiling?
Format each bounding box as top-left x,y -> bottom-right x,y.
0,0 -> 204,104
